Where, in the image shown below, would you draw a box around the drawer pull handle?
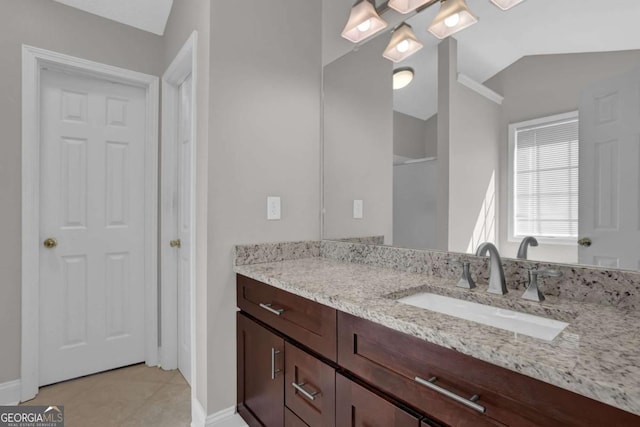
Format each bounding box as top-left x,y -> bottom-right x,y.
292,382 -> 318,401
415,376 -> 486,414
270,348 -> 281,380
259,303 -> 284,316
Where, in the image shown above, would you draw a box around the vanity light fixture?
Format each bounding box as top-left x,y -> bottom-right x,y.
428,0 -> 478,40
393,67 -> 415,90
343,0 -> 514,61
383,24 -> 424,63
341,0 -> 388,43
490,0 -> 525,11
388,0 -> 432,14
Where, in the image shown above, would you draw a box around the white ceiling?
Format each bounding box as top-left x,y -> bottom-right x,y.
325,0 -> 640,121
53,0 -> 173,35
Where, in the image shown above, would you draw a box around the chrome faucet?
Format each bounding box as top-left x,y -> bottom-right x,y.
517,236 -> 539,259
475,242 -> 508,295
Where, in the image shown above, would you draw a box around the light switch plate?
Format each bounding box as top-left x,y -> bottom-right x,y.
353,199 -> 363,219
267,196 -> 281,220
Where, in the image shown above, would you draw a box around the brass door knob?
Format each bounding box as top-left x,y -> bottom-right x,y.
170,239 -> 181,248
43,238 -> 58,249
578,237 -> 592,247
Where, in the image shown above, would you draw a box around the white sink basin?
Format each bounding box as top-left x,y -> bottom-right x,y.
397,292 -> 569,341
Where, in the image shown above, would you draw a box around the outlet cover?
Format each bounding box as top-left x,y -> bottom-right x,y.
267,196 -> 281,220
353,199 -> 363,219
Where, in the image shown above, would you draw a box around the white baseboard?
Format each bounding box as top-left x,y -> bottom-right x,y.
191,398 -> 247,427
191,397 -> 207,427
206,406 -> 247,427
0,379 -> 21,405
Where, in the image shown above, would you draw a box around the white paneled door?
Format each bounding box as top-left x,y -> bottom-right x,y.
39,69 -> 147,386
177,74 -> 193,385
579,67 -> 640,270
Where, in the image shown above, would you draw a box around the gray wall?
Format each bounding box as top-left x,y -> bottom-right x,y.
436,39 -> 454,250
424,114 -> 438,158
439,38 -> 501,253
486,50 -> 640,262
393,160 -> 438,249
0,0 -> 164,386
393,111 -> 438,159
323,36 -> 393,242
448,79 -> 500,253
208,0 -> 322,414
394,111 -> 427,159
162,0 -> 211,411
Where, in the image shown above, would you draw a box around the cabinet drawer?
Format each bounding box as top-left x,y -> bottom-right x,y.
336,373 -> 421,427
338,312 -> 639,427
237,275 -> 337,361
285,342 -> 336,427
285,407 -> 309,427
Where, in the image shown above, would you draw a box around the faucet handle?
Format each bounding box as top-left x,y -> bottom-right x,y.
522,268 -> 562,302
449,258 -> 476,289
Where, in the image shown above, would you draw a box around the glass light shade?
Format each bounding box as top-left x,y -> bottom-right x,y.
393,68 -> 414,90
383,24 -> 424,63
428,0 -> 478,40
490,0 -> 525,10
341,0 -> 388,43
388,0 -> 432,14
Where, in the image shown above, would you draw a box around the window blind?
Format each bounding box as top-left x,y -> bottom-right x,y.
513,117 -> 579,239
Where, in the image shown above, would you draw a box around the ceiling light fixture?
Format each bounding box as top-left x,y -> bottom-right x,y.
393,68 -> 415,90
490,0 -> 525,11
383,24 -> 424,63
341,0 -> 388,43
428,0 -> 478,40
388,0 -> 432,14
342,0 -> 515,61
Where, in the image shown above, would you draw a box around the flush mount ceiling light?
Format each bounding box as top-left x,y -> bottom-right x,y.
388,0 -> 432,14
490,0 -> 525,11
393,68 -> 415,90
428,0 -> 478,40
341,0 -> 388,43
383,24 -> 424,63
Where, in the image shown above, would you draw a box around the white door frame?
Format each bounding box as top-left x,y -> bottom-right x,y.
160,31 -> 197,390
21,45 -> 159,401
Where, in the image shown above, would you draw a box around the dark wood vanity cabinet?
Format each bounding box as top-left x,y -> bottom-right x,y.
284,408 -> 308,427
237,313 -> 285,427
336,373 -> 421,427
237,275 -> 339,427
237,275 -> 337,361
285,342 -> 336,426
237,275 -> 640,427
338,311 -> 640,427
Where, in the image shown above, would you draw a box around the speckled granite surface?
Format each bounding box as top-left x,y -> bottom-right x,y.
234,256 -> 640,416
321,240 -> 640,310
335,236 -> 385,245
234,241 -> 320,266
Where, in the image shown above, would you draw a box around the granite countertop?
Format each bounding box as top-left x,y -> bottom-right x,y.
234,257 -> 640,416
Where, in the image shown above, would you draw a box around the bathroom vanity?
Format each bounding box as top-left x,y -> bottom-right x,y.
234,246 -> 640,427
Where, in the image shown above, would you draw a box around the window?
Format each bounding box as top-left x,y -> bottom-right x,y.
508,111 -> 579,244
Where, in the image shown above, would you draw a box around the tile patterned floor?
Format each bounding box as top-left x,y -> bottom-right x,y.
20,364 -> 190,427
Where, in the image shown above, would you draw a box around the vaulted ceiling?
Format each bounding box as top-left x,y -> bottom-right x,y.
52,0 -> 640,120
324,0 -> 640,120
52,0 -> 173,35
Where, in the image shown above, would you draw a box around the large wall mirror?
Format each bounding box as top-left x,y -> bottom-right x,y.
322,0 -> 640,271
